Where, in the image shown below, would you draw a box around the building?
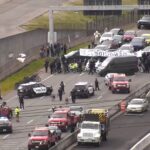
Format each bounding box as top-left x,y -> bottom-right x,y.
138,0 -> 150,15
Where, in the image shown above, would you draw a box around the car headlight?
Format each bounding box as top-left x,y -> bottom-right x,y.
77,134 -> 82,138
94,134 -> 100,138
113,84 -> 117,88
40,140 -> 47,145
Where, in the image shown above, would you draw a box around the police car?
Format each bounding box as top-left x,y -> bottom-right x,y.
0,117 -> 13,133
72,82 -> 94,98
17,82 -> 53,98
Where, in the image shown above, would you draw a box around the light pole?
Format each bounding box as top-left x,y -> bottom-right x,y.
49,10 -> 54,45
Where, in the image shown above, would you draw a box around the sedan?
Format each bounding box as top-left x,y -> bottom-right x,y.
0,117 -> 13,133
130,37 -> 147,51
141,34 -> 150,45
137,15 -> 150,29
48,125 -> 62,140
126,98 -> 149,113
99,32 -> 114,43
123,30 -> 137,42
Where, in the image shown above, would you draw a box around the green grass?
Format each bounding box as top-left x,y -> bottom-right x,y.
0,42 -> 89,95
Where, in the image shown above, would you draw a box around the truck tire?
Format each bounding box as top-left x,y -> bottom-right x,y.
78,142 -> 81,146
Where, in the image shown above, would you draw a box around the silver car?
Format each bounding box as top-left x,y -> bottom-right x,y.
127,98 -> 149,113
70,106 -> 85,117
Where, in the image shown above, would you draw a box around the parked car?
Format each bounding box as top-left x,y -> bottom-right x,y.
17,82 -> 53,98
72,82 -> 94,98
118,44 -> 134,52
127,98 -> 149,113
123,30 -> 137,42
48,126 -> 62,140
130,37 -> 147,51
110,28 -> 124,35
137,15 -> 150,29
99,32 -> 114,43
141,34 -> 150,45
0,117 -> 13,133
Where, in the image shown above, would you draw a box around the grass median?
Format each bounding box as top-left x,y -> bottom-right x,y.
0,42 -> 89,95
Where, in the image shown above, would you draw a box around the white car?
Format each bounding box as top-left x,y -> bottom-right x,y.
118,44 -> 134,52
127,98 -> 149,113
99,32 -> 114,43
104,73 -> 119,86
69,106 -> 85,117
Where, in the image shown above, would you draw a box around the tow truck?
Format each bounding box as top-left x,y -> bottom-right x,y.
48,107 -> 78,132
77,108 -> 109,146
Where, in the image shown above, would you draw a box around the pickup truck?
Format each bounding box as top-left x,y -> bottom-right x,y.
48,108 -> 78,132
28,127 -> 56,150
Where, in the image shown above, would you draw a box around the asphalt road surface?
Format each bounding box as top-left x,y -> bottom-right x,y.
0,71 -> 149,150
0,0 -> 73,38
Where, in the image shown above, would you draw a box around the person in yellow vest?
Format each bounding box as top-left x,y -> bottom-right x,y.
15,106 -> 21,122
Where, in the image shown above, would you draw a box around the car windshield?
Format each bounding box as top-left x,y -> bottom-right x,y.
102,33 -> 112,37
142,16 -> 150,20
125,31 -> 135,35
48,126 -> 57,130
101,57 -> 112,67
113,35 -> 121,41
32,130 -> 47,136
51,113 -> 67,118
75,85 -> 86,90
82,123 -> 99,129
70,107 -> 83,112
113,76 -> 126,81
130,99 -> 144,105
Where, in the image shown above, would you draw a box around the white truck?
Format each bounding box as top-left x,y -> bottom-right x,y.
77,120 -> 102,146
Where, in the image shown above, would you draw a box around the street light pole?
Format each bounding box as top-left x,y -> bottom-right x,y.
49,10 -> 54,45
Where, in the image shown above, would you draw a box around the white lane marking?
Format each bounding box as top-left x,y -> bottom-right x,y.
42,75 -> 53,82
40,96 -> 44,100
3,134 -> 10,140
98,95 -> 102,99
48,108 -> 52,111
27,119 -> 33,124
79,73 -> 84,76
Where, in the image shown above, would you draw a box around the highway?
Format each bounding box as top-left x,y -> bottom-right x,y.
0,70 -> 149,150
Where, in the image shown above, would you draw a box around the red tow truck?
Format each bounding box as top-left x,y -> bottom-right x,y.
48,107 -> 78,132
108,74 -> 131,93
28,127 -> 56,150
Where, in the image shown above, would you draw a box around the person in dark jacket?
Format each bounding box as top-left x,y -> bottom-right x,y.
44,59 -> 49,73
58,87 -> 63,101
60,81 -> 65,94
19,95 -> 24,109
71,90 -> 76,103
95,78 -> 100,91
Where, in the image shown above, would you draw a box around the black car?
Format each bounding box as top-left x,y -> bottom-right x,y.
130,37 -> 147,51
17,82 -> 53,98
137,15 -> 150,29
72,82 -> 94,98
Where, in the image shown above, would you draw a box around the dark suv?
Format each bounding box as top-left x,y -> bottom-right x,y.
137,15 -> 150,29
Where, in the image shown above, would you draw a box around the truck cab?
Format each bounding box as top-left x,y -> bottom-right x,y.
77,121 -> 101,146
28,127 -> 56,150
48,108 -> 78,132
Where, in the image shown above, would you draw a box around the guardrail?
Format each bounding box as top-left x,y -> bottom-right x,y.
50,82 -> 150,150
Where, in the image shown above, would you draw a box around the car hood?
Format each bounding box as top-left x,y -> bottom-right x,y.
48,118 -> 67,123
30,136 -> 48,141
71,111 -> 82,116
139,19 -> 150,23
80,129 -> 99,134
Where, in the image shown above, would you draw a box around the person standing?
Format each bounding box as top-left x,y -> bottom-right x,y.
15,106 -> 20,122
95,78 -> 100,91
44,59 -> 49,73
60,81 -> 65,94
58,87 -> 63,101
19,95 -> 24,110
0,88 -> 2,100
71,90 -> 76,103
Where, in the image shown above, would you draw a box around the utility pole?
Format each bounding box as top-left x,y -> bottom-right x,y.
49,10 -> 54,45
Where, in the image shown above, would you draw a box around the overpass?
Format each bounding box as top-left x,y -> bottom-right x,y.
49,5 -> 150,44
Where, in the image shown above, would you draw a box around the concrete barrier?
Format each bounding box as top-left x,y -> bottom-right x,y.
50,82 -> 150,150
130,133 -> 150,150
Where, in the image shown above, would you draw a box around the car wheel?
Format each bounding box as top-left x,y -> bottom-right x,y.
78,142 -> 81,146
137,25 -> 141,29
46,90 -> 51,95
9,128 -> 13,133
127,89 -> 130,93
112,90 -> 116,94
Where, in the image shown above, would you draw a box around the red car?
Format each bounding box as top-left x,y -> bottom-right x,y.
48,108 -> 78,132
123,30 -> 137,42
109,74 -> 131,93
28,127 -> 56,150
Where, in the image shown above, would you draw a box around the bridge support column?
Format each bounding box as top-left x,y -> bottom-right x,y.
49,10 -> 54,45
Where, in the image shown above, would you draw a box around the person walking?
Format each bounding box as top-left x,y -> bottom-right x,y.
71,90 -> 76,103
44,59 -> 49,73
19,95 -> 24,110
58,87 -> 63,101
95,78 -> 100,91
15,106 -> 20,122
60,81 -> 65,94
